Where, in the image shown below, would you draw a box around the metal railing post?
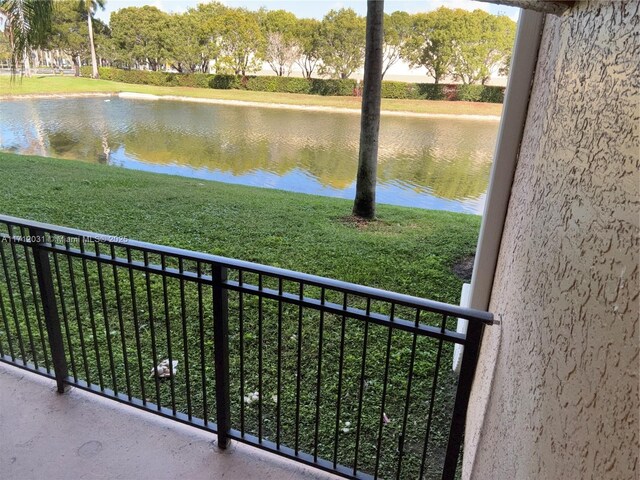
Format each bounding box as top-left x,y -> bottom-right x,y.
442,319 -> 484,479
30,227 -> 68,393
212,264 -> 231,449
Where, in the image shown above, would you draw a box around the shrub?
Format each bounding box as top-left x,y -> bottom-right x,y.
309,78 -> 357,96
79,67 -> 505,103
455,84 -> 485,102
209,74 -> 240,90
381,81 -> 415,99
415,83 -> 447,100
441,84 -> 459,101
245,76 -> 312,94
478,86 -> 504,103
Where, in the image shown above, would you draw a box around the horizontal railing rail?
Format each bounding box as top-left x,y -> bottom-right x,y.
0,214 -> 492,480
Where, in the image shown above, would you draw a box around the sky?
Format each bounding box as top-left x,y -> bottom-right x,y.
95,0 -> 521,23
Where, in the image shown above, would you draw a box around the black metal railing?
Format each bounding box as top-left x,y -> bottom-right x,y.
0,214 -> 492,479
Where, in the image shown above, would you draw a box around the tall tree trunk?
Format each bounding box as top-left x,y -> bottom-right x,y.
87,13 -> 99,78
352,0 -> 384,220
23,48 -> 31,77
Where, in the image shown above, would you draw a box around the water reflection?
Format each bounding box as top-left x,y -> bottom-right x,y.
0,97 -> 498,214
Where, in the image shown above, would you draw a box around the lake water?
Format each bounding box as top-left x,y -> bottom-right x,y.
0,97 -> 498,214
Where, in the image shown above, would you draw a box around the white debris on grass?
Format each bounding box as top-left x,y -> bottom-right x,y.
149,359 -> 178,379
339,419 -> 352,434
244,391 -> 260,405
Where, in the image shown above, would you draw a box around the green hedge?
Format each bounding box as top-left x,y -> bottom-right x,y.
81,67 -> 504,103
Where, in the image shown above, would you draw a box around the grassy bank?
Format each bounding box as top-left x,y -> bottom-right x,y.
0,75 -> 503,117
0,152 -> 481,477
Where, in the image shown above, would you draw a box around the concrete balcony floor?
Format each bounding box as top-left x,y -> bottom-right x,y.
0,363 -> 339,480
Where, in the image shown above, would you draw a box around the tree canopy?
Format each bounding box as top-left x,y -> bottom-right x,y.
5,3 -> 516,84
293,18 -> 321,79
317,8 -> 366,79
403,7 -> 514,84
451,10 -> 516,84
110,6 -> 169,70
216,7 -> 264,75
382,11 -> 412,79
261,9 -> 299,76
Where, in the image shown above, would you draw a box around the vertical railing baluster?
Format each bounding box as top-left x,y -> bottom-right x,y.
21,227 -> 50,372
442,318 -> 484,480
352,298 -> 371,476
66,238 -> 90,383
178,258 -> 192,419
197,262 -> 208,425
332,293 -> 348,468
160,254 -> 176,414
127,248 -> 146,404
0,286 -> 6,357
0,240 -> 25,364
111,245 -> 131,400
294,282 -> 303,455
396,309 -> 420,479
79,237 -> 104,391
143,251 -> 161,410
95,243 -> 118,394
258,274 -> 264,442
212,263 -> 230,449
276,277 -> 283,448
419,315 -> 446,479
238,270 -> 245,435
30,228 -> 68,392
0,268 -> 15,360
313,287 -> 325,462
374,303 -> 395,479
8,225 -> 38,368
52,243 -> 77,382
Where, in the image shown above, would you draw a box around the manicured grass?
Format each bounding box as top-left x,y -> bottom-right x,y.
0,152 -> 480,298
0,75 -> 503,116
0,152 -> 480,477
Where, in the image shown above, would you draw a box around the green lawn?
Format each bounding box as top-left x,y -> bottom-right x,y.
0,152 -> 480,478
0,75 -> 503,117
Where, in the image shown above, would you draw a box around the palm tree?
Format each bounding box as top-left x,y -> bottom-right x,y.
0,0 -> 53,76
352,0 -> 384,219
81,0 -> 105,79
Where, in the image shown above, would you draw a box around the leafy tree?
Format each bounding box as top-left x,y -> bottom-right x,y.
382,10 -> 411,79
0,0 -> 53,75
317,8 -> 365,79
293,18 -> 321,79
402,7 -> 462,84
0,29 -> 12,66
353,0 -> 384,219
191,2 -> 226,72
80,0 -> 105,78
47,0 -> 90,76
217,7 -> 264,76
110,6 -> 169,70
261,9 -> 299,76
451,10 -> 516,84
164,12 -> 203,73
93,19 -> 116,67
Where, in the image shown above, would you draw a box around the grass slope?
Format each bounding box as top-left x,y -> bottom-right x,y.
0,152 -> 479,300
0,75 -> 503,117
0,153 -> 481,478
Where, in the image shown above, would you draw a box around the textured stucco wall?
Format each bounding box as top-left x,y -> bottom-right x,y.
465,1 -> 639,479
